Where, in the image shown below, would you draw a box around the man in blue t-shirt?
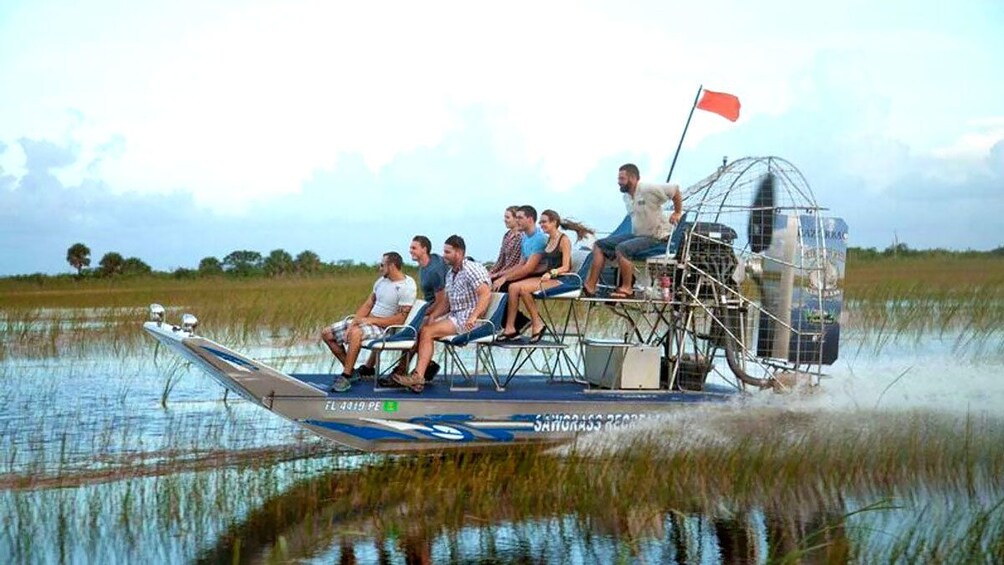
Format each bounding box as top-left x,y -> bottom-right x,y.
375,235 -> 448,385
491,205 -> 547,292
411,235 -> 447,306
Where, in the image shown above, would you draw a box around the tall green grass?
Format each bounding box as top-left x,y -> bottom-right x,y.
197,410 -> 1004,563
5,410 -> 1003,563
1,255 -> 1002,357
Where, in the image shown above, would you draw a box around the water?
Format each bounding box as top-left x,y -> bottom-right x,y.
2,325 -> 1003,563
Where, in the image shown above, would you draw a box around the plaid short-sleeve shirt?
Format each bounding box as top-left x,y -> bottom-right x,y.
488,230 -> 522,277
445,259 -> 491,322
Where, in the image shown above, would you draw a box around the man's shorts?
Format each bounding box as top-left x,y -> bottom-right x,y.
329,319 -> 384,343
596,233 -> 666,260
432,314 -> 464,334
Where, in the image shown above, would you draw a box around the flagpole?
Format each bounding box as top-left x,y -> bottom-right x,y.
666,84 -> 703,183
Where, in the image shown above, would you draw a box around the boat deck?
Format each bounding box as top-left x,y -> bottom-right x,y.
290,373 -> 737,404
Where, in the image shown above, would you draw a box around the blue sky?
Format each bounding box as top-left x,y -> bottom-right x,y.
1,0 -> 1002,275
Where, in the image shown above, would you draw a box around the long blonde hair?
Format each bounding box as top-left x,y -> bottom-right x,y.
541,209 -> 596,242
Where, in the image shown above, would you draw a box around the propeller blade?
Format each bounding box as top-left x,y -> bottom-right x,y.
748,173 -> 775,253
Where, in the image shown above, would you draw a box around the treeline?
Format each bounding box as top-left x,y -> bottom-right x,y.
56,243 -> 378,281
848,243 -> 1004,261
7,241 -> 1003,284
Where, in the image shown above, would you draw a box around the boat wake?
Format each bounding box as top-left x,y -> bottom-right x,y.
561,335 -> 1004,459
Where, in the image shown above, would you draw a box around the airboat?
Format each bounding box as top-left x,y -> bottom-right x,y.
143,156 -> 847,452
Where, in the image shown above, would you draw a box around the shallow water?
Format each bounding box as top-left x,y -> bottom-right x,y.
1,325 -> 1003,563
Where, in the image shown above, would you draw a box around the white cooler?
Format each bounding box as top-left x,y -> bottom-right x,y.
583,340 -> 661,390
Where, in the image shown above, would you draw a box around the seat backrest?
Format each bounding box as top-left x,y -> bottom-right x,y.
575,250 -> 593,278
404,299 -> 429,332
610,214 -> 632,237
485,292 -> 507,327
443,293 -> 508,346
381,299 -> 428,343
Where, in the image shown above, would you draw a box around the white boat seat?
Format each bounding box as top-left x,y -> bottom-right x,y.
361,299 -> 429,352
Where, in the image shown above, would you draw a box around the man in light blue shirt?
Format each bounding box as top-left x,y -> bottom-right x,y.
490,205 -> 546,337
491,205 -> 547,292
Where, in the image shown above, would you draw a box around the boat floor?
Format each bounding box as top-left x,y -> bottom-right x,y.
290,373 -> 737,403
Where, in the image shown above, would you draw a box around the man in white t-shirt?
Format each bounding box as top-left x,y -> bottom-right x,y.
321,251 -> 417,392
583,163 -> 683,298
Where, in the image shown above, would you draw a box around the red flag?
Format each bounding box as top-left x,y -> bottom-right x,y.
696,89 -> 741,122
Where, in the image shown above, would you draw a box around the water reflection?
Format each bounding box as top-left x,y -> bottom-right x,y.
3,328 -> 1004,563
191,456 -> 884,564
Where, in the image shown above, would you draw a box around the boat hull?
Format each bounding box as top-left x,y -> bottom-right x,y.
143,321 -> 737,452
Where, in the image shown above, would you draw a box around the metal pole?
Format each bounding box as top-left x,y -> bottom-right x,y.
666,85 -> 703,183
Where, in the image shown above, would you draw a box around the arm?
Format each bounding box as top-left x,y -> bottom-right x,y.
495,256 -> 520,280
426,293 -> 450,320
669,188 -> 683,225
358,305 -> 411,328
351,294 -> 376,322
464,283 -> 492,331
543,236 -> 574,281
656,183 -> 683,225
493,254 -> 543,289
420,288 -> 448,327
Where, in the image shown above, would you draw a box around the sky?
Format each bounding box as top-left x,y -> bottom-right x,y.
1,0 -> 1002,275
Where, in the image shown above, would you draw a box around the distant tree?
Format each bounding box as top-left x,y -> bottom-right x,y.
263,249 -> 295,277
98,252 -> 125,277
222,250 -> 263,277
173,267 -> 197,279
122,257 -> 152,276
198,256 -> 223,276
66,243 -> 91,276
991,245 -> 1004,257
294,250 -> 322,275
883,242 -> 911,257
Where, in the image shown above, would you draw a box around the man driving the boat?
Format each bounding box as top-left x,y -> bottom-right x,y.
321,251 -> 417,392
582,163 -> 683,298
392,235 -> 491,393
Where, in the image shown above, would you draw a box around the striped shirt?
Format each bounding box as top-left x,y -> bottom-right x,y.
488,230 -> 522,277
446,259 -> 491,323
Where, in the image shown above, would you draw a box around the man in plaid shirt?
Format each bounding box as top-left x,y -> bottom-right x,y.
393,234 -> 491,392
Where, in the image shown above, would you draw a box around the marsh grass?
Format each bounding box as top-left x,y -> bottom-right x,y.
3,365 -> 1003,561
2,258 -> 1004,561
0,358 -> 336,488
0,273 -> 375,360
3,257 -> 1003,358
6,421 -> 1001,563
1,451 -> 350,563
191,409 -> 1004,563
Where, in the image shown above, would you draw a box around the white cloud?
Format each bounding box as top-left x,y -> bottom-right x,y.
930,117 -> 1004,161
2,0 -> 1002,224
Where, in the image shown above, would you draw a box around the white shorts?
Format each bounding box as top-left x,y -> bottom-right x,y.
433,314 -> 464,334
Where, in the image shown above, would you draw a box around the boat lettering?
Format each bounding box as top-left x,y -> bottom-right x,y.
533,413 -> 649,433
324,400 -> 382,412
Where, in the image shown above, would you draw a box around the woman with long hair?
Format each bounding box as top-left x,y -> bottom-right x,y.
499,209 -> 594,342
488,205 -> 522,282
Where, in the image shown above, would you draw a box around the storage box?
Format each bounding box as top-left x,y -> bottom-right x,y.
583,341 -> 661,390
